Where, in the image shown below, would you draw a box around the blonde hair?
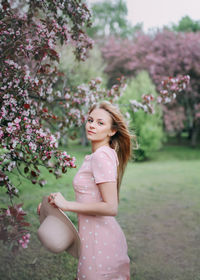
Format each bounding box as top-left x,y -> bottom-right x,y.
89,101 -> 136,199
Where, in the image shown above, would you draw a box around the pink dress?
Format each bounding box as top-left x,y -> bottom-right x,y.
73,145 -> 130,280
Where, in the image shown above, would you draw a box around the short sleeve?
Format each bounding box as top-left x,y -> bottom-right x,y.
91,149 -> 118,184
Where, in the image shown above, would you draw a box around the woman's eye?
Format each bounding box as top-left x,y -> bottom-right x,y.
98,121 -> 104,125
87,119 -> 93,123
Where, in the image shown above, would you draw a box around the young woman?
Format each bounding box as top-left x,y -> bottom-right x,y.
47,101 -> 133,280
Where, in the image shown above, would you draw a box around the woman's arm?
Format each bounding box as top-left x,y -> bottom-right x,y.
49,181 -> 118,216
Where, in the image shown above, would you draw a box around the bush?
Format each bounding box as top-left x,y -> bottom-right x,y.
119,71 -> 166,161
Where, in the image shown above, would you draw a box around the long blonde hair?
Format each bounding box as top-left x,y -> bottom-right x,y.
89,101 -> 136,199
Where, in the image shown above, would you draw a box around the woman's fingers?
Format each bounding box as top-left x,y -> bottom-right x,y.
47,192 -> 66,210
48,193 -> 58,208
48,193 -> 54,203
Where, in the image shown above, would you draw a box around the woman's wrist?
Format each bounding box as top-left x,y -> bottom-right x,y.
61,200 -> 71,212
63,201 -> 79,213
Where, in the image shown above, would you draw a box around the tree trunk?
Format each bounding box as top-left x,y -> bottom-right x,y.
59,133 -> 68,146
80,124 -> 89,146
176,131 -> 182,144
190,122 -> 200,148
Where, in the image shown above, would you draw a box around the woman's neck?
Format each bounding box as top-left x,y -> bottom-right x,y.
91,141 -> 110,153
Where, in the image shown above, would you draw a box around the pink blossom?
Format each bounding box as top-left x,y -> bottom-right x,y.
14,117 -> 21,124
0,128 -> 3,139
6,208 -> 11,216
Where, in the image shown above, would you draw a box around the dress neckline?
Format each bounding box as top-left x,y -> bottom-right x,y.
92,144 -> 111,154
84,145 -> 116,161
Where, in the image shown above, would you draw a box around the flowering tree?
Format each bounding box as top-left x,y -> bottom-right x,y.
0,0 -> 126,251
102,31 -> 200,146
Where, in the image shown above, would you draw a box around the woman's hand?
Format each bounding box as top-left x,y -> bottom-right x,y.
48,192 -> 68,211
37,202 -> 41,215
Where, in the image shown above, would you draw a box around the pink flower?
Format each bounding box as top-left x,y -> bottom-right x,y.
0,128 -> 3,139
14,117 -> 21,124
21,242 -> 28,249
26,233 -> 31,239
6,208 -> 11,216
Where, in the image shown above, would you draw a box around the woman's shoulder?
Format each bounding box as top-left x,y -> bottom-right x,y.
92,145 -> 119,165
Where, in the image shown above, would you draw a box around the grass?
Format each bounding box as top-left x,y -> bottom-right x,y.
0,143 -> 200,280
120,145 -> 200,280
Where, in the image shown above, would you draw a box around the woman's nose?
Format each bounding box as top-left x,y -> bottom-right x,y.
89,124 -> 95,129
89,122 -> 95,129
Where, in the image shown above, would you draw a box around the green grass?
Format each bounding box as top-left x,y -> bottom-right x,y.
120,145 -> 200,280
1,143 -> 200,280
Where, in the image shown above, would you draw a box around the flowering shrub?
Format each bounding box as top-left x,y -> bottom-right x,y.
130,75 -> 190,115
162,105 -> 186,134
119,71 -> 165,161
0,204 -> 30,252
118,71 -> 190,161
158,76 -> 190,134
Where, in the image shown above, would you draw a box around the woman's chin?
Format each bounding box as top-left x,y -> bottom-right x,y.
86,134 -> 94,140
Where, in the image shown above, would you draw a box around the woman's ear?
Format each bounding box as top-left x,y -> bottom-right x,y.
109,129 -> 117,137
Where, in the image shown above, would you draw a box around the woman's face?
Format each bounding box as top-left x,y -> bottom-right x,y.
85,108 -> 115,144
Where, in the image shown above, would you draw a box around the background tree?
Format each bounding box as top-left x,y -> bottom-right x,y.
170,15 -> 200,33
87,0 -> 142,38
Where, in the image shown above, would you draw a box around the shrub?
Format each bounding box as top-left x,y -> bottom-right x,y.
119,71 -> 166,161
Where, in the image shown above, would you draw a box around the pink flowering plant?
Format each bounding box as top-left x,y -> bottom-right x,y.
0,203 -> 31,252
0,0 -> 93,190
0,0 -> 126,251
130,75 -> 190,115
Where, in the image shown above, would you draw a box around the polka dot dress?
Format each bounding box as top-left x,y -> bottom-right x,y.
73,146 -> 130,280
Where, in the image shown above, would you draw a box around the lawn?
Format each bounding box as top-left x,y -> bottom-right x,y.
0,143 -> 200,280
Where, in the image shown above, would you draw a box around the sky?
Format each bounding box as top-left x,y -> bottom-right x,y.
88,0 -> 200,31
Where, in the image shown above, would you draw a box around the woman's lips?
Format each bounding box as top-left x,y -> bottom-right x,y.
87,130 -> 96,134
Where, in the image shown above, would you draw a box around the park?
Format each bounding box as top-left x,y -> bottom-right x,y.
0,1 -> 200,279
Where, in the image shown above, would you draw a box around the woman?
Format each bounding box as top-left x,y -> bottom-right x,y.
46,101 -> 133,280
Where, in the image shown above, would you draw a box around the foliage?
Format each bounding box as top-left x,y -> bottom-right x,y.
119,71 -> 165,161
102,31 -> 200,146
0,203 -> 30,252
87,0 -> 141,38
0,0 -> 92,194
58,45 -> 108,88
57,44 -> 109,145
170,15 -> 200,33
162,104 -> 186,134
